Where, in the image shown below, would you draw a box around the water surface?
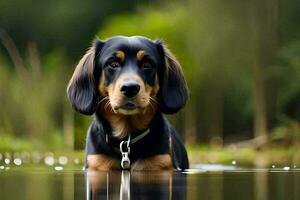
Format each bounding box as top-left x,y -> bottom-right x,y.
1,165 -> 300,200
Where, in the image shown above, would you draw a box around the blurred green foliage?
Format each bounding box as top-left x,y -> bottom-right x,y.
0,44 -> 68,150
95,0 -> 300,146
0,0 -> 145,59
0,0 -> 300,151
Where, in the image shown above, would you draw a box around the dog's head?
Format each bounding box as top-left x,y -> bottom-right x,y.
67,36 -> 188,116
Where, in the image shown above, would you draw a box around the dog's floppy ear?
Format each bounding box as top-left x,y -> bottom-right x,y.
67,39 -> 104,115
155,40 -> 189,114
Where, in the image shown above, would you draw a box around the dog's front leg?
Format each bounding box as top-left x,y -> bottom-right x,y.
131,154 -> 173,170
87,154 -> 120,171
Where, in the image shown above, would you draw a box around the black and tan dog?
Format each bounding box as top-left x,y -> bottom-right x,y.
67,36 -> 189,171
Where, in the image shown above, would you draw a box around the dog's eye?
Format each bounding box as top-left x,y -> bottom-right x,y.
109,62 -> 121,68
142,62 -> 152,70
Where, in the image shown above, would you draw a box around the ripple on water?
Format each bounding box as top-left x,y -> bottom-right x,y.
58,156 -> 68,165
189,164 -> 237,172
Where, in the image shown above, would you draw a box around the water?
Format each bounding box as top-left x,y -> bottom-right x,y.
0,166 -> 300,200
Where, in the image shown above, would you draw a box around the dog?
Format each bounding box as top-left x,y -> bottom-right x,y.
67,36 -> 189,171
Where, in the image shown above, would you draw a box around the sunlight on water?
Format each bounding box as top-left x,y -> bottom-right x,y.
54,166 -> 64,171
0,166 -> 300,200
4,158 -> 10,165
44,156 -> 55,166
58,156 -> 68,165
1,151 -> 300,174
1,153 -> 300,200
13,158 -> 22,166
0,151 -> 83,172
188,164 -> 237,173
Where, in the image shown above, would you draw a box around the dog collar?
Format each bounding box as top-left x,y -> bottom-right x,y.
105,128 -> 150,152
105,128 -> 150,146
129,128 -> 150,144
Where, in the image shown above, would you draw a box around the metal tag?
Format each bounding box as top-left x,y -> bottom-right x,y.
120,140 -> 131,170
121,152 -> 131,169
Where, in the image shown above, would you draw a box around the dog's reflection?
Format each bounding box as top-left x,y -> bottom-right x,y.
86,170 -> 187,200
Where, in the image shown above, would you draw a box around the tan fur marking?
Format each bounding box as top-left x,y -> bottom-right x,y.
131,154 -> 173,170
145,75 -> 160,98
97,64 -> 161,139
136,50 -> 145,60
101,105 -> 156,139
144,75 -> 159,101
152,82 -> 160,97
115,50 -> 125,61
99,72 -> 158,138
98,74 -> 108,96
87,154 -> 120,171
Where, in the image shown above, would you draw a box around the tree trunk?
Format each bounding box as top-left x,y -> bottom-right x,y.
252,0 -> 278,139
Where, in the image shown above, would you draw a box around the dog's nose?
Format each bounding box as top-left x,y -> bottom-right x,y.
120,81 -> 140,98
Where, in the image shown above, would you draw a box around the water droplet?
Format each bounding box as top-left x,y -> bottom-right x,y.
54,166 -> 63,171
4,158 -> 10,165
58,156 -> 68,165
272,165 -> 275,168
14,158 -> 22,166
283,166 -> 290,171
232,160 -> 237,165
74,158 -> 80,165
0,166 -> 4,169
44,156 -> 55,166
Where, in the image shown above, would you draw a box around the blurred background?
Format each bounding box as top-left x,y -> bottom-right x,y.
1,0 -> 300,166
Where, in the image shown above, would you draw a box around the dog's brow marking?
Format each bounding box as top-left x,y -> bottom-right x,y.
115,50 -> 125,61
136,50 -> 145,60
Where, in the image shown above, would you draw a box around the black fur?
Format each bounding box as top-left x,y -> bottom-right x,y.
67,40 -> 103,115
67,36 -> 189,170
86,112 -> 189,170
155,40 -> 189,114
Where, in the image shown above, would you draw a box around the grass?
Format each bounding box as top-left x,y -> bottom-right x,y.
187,144 -> 300,168
0,135 -> 34,152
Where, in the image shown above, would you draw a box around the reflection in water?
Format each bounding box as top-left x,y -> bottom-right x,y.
86,170 -> 187,200
254,171 -> 268,200
1,168 -> 300,200
120,171 -> 130,200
